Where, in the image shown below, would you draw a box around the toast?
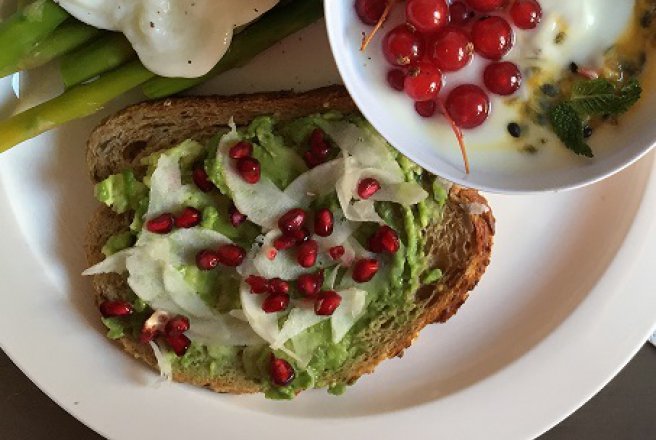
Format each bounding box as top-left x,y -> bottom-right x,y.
84,85 -> 495,395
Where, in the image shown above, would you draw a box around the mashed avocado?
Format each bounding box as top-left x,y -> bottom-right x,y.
95,112 -> 445,399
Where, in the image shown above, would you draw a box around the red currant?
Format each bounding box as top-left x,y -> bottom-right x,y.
466,0 -> 506,12
355,0 -> 388,26
483,61 -> 522,95
405,0 -> 449,34
445,84 -> 490,129
387,69 -> 406,91
404,61 -> 443,102
382,25 -> 423,67
510,0 -> 543,30
415,100 -> 437,117
450,1 -> 475,26
471,16 -> 514,60
430,27 -> 474,72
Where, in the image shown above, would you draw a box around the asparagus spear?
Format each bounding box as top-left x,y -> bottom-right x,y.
0,0 -> 69,76
0,21 -> 100,77
61,33 -> 136,88
0,61 -> 154,153
142,0 -> 324,98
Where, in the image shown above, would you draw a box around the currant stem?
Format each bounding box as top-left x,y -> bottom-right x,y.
438,100 -> 471,174
360,0 -> 397,52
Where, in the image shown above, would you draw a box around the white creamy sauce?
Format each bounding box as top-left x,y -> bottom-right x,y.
54,0 -> 279,78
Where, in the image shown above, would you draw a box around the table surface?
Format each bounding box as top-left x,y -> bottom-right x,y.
1,344 -> 654,439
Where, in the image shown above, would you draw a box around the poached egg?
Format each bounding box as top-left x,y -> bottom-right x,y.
54,0 -> 280,78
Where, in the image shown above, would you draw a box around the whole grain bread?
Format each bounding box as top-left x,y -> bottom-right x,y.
85,86 -> 495,394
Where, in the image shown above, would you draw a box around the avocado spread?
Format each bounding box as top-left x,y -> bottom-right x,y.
92,112 -> 447,399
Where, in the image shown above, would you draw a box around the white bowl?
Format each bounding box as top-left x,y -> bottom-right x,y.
324,2 -> 656,193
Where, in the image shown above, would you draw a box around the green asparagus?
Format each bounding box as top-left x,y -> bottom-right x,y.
0,21 -> 100,77
0,61 -> 154,153
61,32 -> 136,88
0,0 -> 69,76
142,0 -> 323,98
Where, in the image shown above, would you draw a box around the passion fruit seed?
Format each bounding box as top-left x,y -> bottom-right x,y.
99,300 -> 133,318
146,213 -> 174,234
175,207 -> 202,229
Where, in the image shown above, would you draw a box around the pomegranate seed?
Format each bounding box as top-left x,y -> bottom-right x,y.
352,259 -> 380,283
99,300 -> 133,318
430,27 -> 474,72
140,311 -> 169,344
165,315 -> 190,336
466,0 -> 506,12
309,129 -> 331,159
303,151 -> 324,169
269,355 -> 295,386
146,213 -> 174,234
471,16 -> 514,60
166,333 -> 191,357
369,225 -> 401,254
405,0 -> 449,34
450,1 -> 475,26
357,177 -> 381,200
355,0 -> 387,25
216,244 -> 246,267
445,84 -> 491,129
382,25 -> 423,67
246,275 -> 269,294
297,271 -> 324,298
510,0 -> 542,30
236,157 -> 261,184
315,291 -> 342,316
329,246 -> 345,260
484,61 -> 522,95
229,141 -> 253,159
278,208 -> 307,234
262,293 -> 290,313
314,208 -> 334,237
415,100 -> 437,117
268,278 -> 290,295
297,240 -> 318,268
229,204 -> 247,227
192,163 -> 215,192
266,248 -> 278,260
273,234 -> 297,251
404,61 -> 443,102
288,227 -> 311,243
387,69 -> 406,92
175,207 -> 202,229
196,249 -> 220,271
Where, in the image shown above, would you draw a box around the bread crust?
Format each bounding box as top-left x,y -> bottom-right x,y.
85,86 -> 494,394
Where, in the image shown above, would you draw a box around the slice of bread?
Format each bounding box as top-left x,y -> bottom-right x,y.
85,85 -> 495,394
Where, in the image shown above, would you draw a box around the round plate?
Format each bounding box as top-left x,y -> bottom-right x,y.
324,2 -> 656,193
1,19 -> 656,440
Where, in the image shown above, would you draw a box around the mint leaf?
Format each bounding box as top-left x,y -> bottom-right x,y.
569,78 -> 642,116
549,103 -> 593,157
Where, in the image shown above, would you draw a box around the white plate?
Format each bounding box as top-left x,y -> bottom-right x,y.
324,2 -> 656,193
1,18 -> 656,440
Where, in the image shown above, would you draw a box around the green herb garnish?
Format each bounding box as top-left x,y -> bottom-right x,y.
548,78 -> 642,157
